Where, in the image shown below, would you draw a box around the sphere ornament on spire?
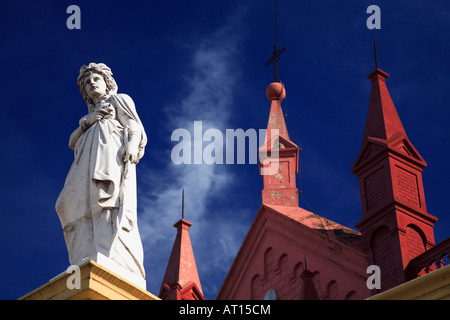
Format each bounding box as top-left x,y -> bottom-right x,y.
266,81 -> 286,101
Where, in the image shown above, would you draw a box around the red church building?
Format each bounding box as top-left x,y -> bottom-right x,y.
159,61 -> 450,300
214,64 -> 449,300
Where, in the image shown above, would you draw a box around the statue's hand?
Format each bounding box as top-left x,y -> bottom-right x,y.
83,109 -> 110,128
123,138 -> 140,164
101,104 -> 115,119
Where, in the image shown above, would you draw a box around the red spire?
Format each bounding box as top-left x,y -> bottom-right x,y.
352,68 -> 427,174
265,82 -> 289,144
299,257 -> 320,300
299,269 -> 320,300
362,68 -> 408,144
259,82 -> 300,207
159,219 -> 204,300
352,66 -> 438,292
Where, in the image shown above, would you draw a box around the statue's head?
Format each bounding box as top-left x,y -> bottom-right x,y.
77,63 -> 118,109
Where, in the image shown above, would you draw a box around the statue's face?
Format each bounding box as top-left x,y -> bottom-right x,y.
84,72 -> 107,100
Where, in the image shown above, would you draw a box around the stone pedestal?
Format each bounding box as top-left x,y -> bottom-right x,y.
18,260 -> 159,300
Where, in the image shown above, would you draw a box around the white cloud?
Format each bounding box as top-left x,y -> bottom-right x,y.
137,8 -> 251,299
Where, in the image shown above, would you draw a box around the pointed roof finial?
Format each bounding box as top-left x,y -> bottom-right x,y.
265,0 -> 286,82
159,198 -> 204,300
182,188 -> 185,220
373,36 -> 379,69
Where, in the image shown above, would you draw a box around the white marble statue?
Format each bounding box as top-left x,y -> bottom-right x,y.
55,63 -> 147,288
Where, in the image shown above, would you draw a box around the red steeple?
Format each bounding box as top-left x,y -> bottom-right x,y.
299,269 -> 320,300
259,82 -> 300,207
362,69 -> 408,143
352,66 -> 438,293
159,218 -> 204,300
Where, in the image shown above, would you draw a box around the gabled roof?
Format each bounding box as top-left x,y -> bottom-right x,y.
351,136 -> 427,175
263,204 -> 362,248
216,204 -> 366,299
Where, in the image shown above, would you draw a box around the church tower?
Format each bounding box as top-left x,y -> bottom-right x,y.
351,63 -> 438,292
218,1 -> 372,301
218,74 -> 371,300
159,192 -> 204,300
259,82 -> 300,207
259,0 -> 299,207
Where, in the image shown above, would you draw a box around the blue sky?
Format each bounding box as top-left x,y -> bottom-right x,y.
1,0 -> 449,300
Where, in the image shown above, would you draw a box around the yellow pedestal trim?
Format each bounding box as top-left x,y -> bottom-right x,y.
19,260 -> 160,300
368,265 -> 450,300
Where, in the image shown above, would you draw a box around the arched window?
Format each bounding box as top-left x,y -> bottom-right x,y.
370,225 -> 396,290
278,254 -> 288,273
263,289 -> 278,300
326,280 -> 338,300
251,274 -> 261,300
345,290 -> 357,300
371,226 -> 392,265
405,224 -> 426,262
313,271 -> 321,293
293,262 -> 304,280
264,247 -> 274,276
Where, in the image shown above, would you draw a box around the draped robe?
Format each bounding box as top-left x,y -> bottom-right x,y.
55,93 -> 147,285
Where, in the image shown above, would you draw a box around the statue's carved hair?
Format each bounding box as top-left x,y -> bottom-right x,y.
77,63 -> 118,110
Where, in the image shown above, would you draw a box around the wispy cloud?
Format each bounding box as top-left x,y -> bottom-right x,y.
138,7 -> 250,299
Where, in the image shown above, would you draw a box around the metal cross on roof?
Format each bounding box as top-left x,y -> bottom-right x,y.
265,0 -> 286,82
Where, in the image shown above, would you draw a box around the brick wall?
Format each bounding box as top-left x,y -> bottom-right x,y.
371,226 -> 399,290
364,166 -> 388,210
395,165 -> 420,208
